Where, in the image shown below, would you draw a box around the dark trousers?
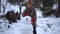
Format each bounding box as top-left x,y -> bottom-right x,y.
33,27 -> 36,34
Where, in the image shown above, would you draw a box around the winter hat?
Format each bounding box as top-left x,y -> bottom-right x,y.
26,0 -> 32,5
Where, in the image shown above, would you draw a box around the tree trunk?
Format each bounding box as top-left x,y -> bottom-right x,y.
55,0 -> 60,17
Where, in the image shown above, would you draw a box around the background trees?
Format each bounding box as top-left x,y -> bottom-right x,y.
33,0 -> 58,17
55,0 -> 60,17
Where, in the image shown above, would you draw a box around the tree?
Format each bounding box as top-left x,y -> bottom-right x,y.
33,0 -> 58,17
0,0 -> 1,12
40,0 -> 58,17
55,0 -> 60,17
8,0 -> 25,14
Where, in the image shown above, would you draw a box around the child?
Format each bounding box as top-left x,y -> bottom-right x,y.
22,0 -> 37,34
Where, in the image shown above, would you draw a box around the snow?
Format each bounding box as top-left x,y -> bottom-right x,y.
52,1 -> 58,10
36,18 -> 60,34
0,3 -> 33,34
35,8 -> 43,19
0,0 -> 60,34
5,3 -> 20,14
20,16 -> 33,34
21,6 -> 26,14
36,8 -> 60,34
0,16 -> 33,34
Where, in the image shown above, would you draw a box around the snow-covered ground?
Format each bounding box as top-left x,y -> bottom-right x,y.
0,1 -> 60,34
36,8 -> 60,34
0,2 -> 33,34
0,16 -> 33,34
